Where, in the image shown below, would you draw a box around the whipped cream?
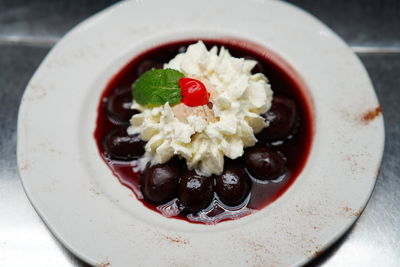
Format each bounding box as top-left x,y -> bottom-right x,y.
129,41 -> 273,176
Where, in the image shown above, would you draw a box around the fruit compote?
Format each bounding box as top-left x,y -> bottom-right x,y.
94,39 -> 313,224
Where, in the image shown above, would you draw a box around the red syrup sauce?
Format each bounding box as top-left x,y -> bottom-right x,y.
94,39 -> 314,224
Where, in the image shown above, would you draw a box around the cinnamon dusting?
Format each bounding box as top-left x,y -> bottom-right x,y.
361,107 -> 381,123
164,235 -> 189,245
172,103 -> 219,123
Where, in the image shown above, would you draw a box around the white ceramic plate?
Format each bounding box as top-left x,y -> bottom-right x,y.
17,0 -> 384,266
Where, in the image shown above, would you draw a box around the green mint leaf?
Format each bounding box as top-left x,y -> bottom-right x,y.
132,68 -> 184,106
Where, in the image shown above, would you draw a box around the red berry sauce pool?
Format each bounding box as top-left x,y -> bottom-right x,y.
94,39 -> 314,224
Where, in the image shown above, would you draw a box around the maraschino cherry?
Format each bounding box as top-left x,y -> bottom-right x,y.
178,77 -> 210,107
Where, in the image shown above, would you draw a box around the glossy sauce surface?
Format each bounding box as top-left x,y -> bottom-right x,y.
94,39 -> 314,224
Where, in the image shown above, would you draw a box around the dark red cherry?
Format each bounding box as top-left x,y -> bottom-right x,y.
107,87 -> 138,124
244,56 -> 265,74
136,59 -> 163,77
141,158 -> 181,203
215,161 -> 251,206
102,128 -> 145,160
243,146 -> 286,181
178,170 -> 214,213
177,46 -> 187,53
257,96 -> 297,142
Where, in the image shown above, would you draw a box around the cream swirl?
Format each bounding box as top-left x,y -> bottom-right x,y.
129,41 -> 273,176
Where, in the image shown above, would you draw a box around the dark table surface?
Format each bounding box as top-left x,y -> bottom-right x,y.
1,0 -> 399,266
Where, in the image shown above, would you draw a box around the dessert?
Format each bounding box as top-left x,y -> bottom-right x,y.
95,39 -> 313,224
129,41 -> 272,176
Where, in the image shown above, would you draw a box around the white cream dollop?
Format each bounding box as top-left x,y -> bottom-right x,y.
129,41 -> 273,176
